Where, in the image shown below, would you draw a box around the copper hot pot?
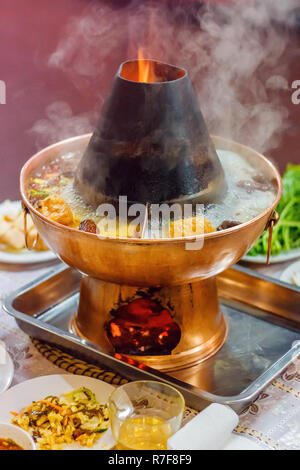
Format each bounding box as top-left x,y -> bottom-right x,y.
20,134 -> 282,371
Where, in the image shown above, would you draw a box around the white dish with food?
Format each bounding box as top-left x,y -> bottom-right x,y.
0,374 -> 115,450
280,259 -> 300,286
0,343 -> 14,394
0,422 -> 36,450
0,200 -> 57,264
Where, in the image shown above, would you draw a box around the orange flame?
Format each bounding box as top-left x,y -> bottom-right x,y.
138,48 -> 152,83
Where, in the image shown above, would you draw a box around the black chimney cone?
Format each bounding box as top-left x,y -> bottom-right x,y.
74,59 -> 226,207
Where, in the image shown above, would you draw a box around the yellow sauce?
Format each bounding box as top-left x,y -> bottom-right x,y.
116,416 -> 172,450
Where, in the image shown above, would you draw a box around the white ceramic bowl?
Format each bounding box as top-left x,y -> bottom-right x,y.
0,422 -> 36,450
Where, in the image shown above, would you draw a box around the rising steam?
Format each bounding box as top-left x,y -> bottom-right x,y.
31,0 -> 297,154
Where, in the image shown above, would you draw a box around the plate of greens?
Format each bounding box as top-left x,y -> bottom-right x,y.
243,164 -> 300,264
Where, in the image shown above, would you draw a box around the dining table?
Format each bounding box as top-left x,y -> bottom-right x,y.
0,258 -> 299,451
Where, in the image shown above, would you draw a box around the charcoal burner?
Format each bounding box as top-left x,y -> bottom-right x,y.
106,298 -> 181,355
74,59 -> 226,208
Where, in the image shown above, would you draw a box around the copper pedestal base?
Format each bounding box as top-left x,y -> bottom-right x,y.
71,276 -> 228,372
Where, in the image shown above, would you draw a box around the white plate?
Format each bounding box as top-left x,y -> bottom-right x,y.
0,347 -> 14,394
242,247 -> 300,264
280,259 -> 300,286
0,374 -> 115,450
0,200 -> 58,265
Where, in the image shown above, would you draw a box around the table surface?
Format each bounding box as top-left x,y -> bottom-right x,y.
0,259 -> 299,450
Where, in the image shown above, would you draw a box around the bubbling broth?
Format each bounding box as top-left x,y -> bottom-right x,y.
27,148 -> 276,237
205,150 -> 276,227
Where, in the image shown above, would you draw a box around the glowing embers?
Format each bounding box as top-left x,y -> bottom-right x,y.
106,298 -> 181,356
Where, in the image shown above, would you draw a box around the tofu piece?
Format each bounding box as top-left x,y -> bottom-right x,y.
0,218 -> 25,250
0,205 -> 50,252
3,214 -> 14,223
8,228 -> 25,250
27,227 -> 49,251
13,210 -> 34,232
0,218 -> 11,237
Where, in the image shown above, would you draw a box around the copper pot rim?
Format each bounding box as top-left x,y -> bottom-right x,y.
20,133 -> 282,246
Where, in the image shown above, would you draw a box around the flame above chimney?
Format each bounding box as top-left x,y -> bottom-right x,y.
137,48 -> 156,83
74,58 -> 226,208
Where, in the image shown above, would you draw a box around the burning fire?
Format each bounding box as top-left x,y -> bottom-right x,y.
138,48 -> 155,83
105,297 -> 181,355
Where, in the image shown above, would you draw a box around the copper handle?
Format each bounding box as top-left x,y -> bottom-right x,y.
23,201 -> 39,250
265,210 -> 280,264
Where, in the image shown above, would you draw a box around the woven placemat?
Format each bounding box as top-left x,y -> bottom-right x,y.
31,338 -> 198,421
31,338 -> 128,386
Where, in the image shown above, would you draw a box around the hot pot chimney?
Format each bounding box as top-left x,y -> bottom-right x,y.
74,58 -> 226,207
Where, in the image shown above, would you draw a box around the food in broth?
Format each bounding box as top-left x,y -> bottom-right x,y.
26,148 -> 276,238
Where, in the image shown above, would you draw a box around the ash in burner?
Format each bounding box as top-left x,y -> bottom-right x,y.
105,298 -> 181,355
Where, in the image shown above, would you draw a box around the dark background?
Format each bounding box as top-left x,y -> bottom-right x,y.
0,0 -> 299,200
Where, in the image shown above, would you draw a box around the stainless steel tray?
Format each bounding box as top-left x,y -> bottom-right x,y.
4,264 -> 300,413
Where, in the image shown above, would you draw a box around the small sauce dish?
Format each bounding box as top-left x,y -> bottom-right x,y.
0,422 -> 36,450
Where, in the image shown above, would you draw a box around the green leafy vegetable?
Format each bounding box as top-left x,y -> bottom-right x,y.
63,387 -> 96,404
247,164 -> 300,256
29,189 -> 50,199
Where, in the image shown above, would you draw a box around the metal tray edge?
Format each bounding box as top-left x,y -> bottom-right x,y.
3,265 -> 300,413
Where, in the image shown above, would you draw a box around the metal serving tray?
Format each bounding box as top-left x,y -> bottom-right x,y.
3,265 -> 300,413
